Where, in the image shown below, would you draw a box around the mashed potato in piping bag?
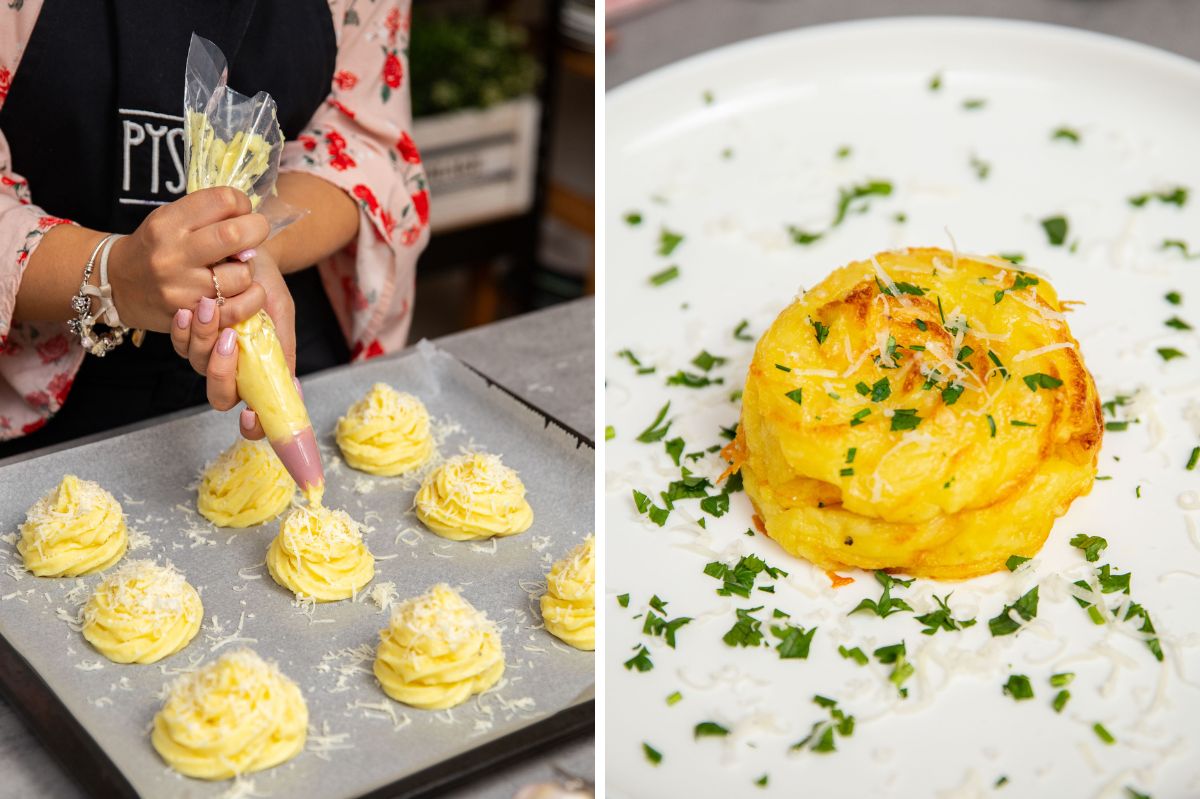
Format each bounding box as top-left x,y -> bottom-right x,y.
183,34 -> 324,505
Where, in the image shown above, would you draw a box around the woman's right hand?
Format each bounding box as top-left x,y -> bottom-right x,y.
107,187 -> 270,332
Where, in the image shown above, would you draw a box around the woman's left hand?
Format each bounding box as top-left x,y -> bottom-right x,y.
168,249 -> 297,438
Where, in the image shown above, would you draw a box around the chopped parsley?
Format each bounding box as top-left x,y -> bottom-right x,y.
755,775 -> 769,788
664,437 -> 684,466
624,645 -> 653,672
733,319 -> 753,341
850,408 -> 872,426
994,273 -> 1039,304
1162,239 -> 1199,258
874,642 -> 915,697
1041,215 -> 1069,246
771,623 -> 817,659
834,180 -> 894,226
849,571 -> 914,618
988,585 -> 1039,636
605,425 -> 615,440
987,415 -> 997,437
812,319 -> 831,345
836,145 -> 852,159
1002,674 -> 1034,701
642,742 -> 662,764
775,363 -> 791,372
1129,186 -> 1188,208
915,593 -> 977,635
1010,420 -> 1036,428
962,98 -> 987,110
649,265 -> 680,286
691,350 -> 727,371
1166,290 -> 1183,305
941,383 -> 964,406
999,252 -> 1026,264
1052,126 -> 1081,143
1093,723 -> 1116,745
694,721 -> 729,739
928,72 -> 942,91
1165,316 -> 1193,331
876,278 -> 928,297
785,388 -> 804,406
700,492 -> 730,517
624,212 -> 643,226
1005,555 -> 1030,571
642,601 -> 692,648
632,490 -> 670,527
1070,533 -> 1108,562
787,226 -> 823,246
861,376 -> 891,402
1049,672 -> 1074,688
791,695 -> 855,753
1023,372 -> 1063,392
637,402 -> 671,442
666,690 -> 682,706
723,606 -> 765,647
970,153 -> 991,180
838,645 -> 868,665
1052,690 -> 1070,713
1187,446 -> 1199,471
702,90 -> 714,105
617,593 -> 630,608
1157,347 -> 1187,361
704,555 -> 786,597
846,447 -> 857,463
890,408 -> 922,432
617,348 -> 656,374
839,467 -> 854,477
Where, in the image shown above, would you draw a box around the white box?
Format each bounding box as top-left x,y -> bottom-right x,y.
412,96 -> 541,232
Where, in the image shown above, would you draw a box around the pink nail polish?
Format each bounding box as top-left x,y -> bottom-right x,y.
235,248 -> 257,262
240,408 -> 257,429
197,296 -> 216,324
175,309 -> 192,329
217,327 -> 237,355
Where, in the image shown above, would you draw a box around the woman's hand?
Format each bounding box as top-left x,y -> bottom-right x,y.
108,187 -> 270,332
168,248 -> 297,438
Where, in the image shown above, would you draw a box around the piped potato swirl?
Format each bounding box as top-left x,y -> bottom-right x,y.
18,475 -> 127,577
197,439 -> 295,528
82,560 -> 202,664
541,535 -> 596,650
415,452 -> 533,541
151,648 -> 307,780
374,584 -> 505,710
734,248 -> 1102,579
266,504 -> 375,601
336,383 -> 434,476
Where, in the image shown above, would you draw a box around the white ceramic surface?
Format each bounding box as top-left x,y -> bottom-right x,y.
606,18 -> 1200,798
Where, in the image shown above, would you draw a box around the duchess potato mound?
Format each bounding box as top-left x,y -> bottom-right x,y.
736,248 -> 1102,579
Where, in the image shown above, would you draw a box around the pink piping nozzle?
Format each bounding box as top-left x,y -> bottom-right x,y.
272,426 -> 325,499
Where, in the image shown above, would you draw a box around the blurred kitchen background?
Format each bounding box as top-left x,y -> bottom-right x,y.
605,0 -> 1200,88
408,0 -> 595,340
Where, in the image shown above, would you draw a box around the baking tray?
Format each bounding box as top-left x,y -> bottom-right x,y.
0,341 -> 594,799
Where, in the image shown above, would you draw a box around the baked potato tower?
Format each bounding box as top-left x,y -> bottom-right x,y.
733,248 -> 1102,579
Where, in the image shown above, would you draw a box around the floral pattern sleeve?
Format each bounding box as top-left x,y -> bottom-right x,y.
280,0 -> 430,359
0,0 -> 82,439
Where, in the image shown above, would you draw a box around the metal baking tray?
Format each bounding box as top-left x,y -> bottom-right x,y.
0,341 -> 594,798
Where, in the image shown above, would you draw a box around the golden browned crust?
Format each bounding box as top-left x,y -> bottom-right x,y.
734,248 -> 1102,579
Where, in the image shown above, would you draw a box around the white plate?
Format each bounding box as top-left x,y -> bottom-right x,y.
605,18 -> 1200,799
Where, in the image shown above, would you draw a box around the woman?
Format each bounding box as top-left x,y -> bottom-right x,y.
0,0 -> 430,456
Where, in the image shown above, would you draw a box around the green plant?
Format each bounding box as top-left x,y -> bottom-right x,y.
410,14 -> 541,117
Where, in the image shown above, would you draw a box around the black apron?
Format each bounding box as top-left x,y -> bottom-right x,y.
0,0 -> 347,458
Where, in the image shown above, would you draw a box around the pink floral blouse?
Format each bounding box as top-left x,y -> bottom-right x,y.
0,0 -> 429,440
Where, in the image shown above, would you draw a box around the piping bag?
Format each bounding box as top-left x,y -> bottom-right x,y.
182,34 -> 324,505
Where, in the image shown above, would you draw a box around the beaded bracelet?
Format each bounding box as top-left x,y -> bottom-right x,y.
67,233 -> 129,357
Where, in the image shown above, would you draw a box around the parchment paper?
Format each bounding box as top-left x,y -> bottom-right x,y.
0,341 -> 594,799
